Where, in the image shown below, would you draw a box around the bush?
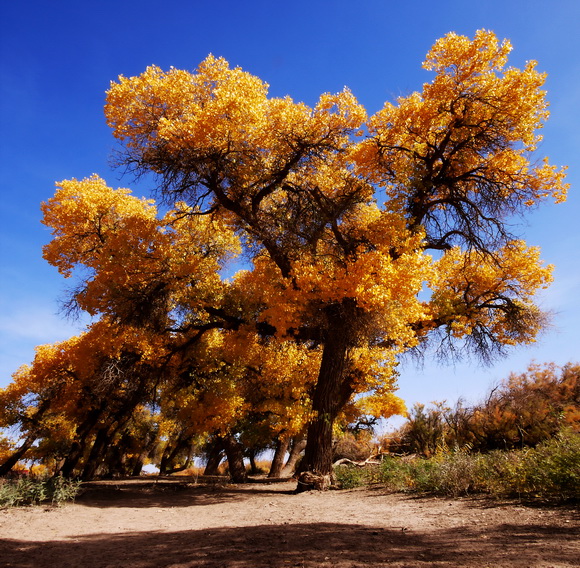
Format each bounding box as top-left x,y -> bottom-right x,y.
511,429 -> 580,497
378,456 -> 412,491
0,476 -> 81,507
334,465 -> 370,489
335,430 -> 580,498
382,452 -> 479,496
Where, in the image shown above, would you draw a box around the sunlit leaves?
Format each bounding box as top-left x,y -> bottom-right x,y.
428,241 -> 553,345
354,30 -> 568,254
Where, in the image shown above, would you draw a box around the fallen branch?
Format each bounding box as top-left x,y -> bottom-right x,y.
333,457 -> 381,467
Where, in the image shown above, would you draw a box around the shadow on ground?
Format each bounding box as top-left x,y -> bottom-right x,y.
1,520 -> 578,568
75,478 -> 296,509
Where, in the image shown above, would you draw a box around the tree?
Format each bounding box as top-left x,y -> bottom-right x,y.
102,30 -> 566,489
0,176 -> 244,479
1,31 -> 566,488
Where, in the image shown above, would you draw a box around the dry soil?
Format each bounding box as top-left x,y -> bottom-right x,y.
0,477 -> 578,567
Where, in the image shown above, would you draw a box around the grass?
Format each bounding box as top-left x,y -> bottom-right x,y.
335,429 -> 580,499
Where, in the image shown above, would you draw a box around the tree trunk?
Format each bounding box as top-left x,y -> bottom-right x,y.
81,427 -> 112,480
81,407 -> 135,480
0,399 -> 51,476
131,459 -> 144,476
222,433 -> 247,483
247,449 -> 260,475
58,404 -> 105,477
281,435 -> 307,477
59,440 -> 85,478
0,435 -> 37,476
203,439 -> 225,476
130,430 -> 159,477
159,433 -> 191,474
268,436 -> 290,478
296,307 -> 355,492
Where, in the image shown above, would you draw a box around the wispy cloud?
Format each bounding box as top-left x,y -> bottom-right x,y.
0,304 -> 88,344
0,304 -> 90,386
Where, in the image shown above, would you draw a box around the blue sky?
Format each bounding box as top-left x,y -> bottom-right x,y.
1,0 -> 579,423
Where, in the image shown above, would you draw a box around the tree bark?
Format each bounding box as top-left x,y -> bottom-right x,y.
81,405 -> 136,480
0,398 -> 51,476
268,436 -> 290,478
222,433 -> 247,483
131,459 -> 144,477
130,429 -> 159,477
296,307 -> 355,492
203,439 -> 225,475
58,403 -> 106,477
81,427 -> 113,480
247,449 -> 260,475
0,435 -> 37,476
281,435 -> 307,477
159,433 -> 192,474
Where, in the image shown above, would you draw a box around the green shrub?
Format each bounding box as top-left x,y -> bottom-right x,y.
378,456 -> 411,491
0,479 -> 22,507
334,465 -> 368,489
406,452 -> 473,496
47,476 -> 82,504
516,429 -> 580,497
0,476 -> 81,508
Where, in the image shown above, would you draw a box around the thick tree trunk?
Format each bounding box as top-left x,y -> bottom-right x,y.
296,306 -> 356,492
81,427 -> 113,480
58,404 -> 105,478
268,436 -> 290,478
131,460 -> 144,477
203,439 -> 225,475
222,433 -> 247,483
81,407 -> 135,480
59,441 -> 85,478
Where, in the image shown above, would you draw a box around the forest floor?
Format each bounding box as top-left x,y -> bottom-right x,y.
0,476 -> 578,567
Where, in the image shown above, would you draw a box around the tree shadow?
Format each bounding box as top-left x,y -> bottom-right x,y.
361,485 -> 580,513
1,520 -> 578,568
76,478 -> 297,509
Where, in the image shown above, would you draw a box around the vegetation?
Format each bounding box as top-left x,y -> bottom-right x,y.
335,364 -> 579,498
389,362 -> 580,456
0,30 -> 568,490
0,475 -> 81,508
335,429 -> 579,498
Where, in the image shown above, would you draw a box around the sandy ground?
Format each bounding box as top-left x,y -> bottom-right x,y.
0,477 -> 578,568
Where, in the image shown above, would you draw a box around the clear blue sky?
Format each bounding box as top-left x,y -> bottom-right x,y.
1,1 -> 578,423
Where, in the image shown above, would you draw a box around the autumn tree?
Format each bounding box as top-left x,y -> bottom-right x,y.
100,30 -> 567,489
1,30 -> 566,487
0,174 -> 245,479
1,174 -> 341,480
474,362 -> 579,450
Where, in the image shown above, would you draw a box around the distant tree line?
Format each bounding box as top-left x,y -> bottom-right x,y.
382,362 -> 579,457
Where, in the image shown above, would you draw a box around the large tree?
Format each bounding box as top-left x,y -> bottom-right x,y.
1,31 -> 565,487
103,30 -> 566,489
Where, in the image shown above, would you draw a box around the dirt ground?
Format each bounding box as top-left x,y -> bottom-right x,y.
0,476 -> 578,568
